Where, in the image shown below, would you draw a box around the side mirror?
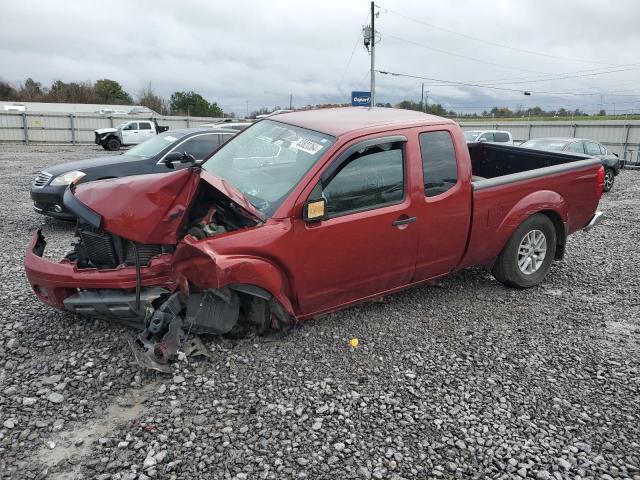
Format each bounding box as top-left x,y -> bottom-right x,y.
613,152 -> 619,157
303,198 -> 327,222
163,151 -> 196,168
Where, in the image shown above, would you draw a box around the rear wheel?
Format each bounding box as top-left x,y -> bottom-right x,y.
492,213 -> 557,288
603,168 -> 615,192
105,137 -> 121,151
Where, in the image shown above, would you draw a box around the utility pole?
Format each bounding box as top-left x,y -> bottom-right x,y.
370,1 -> 375,108
245,100 -> 249,118
421,84 -> 429,113
289,94 -> 293,110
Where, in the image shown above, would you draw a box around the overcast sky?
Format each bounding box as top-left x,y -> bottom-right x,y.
1,0 -> 639,116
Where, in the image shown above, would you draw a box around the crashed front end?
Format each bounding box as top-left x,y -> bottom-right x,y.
24,168 -> 287,371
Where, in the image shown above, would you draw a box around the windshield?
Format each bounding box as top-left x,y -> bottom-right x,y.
520,139 -> 569,151
202,119 -> 335,217
464,131 -> 481,141
123,131 -> 185,158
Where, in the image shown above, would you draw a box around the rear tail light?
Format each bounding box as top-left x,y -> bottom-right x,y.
597,166 -> 605,198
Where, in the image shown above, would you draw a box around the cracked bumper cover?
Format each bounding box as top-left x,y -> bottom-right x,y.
24,230 -> 175,310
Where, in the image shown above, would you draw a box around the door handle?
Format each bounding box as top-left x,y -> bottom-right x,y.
392,216 -> 417,226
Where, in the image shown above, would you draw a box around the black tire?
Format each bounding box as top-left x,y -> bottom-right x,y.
492,213 -> 557,289
603,168 -> 615,192
105,137 -> 121,151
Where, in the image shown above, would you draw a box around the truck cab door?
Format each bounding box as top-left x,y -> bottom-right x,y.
120,122 -> 139,145
293,135 -> 419,316
139,121 -> 155,141
413,128 -> 472,280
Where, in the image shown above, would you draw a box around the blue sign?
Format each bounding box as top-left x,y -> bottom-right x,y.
351,91 -> 371,107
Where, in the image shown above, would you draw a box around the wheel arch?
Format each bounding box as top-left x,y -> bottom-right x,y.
496,190 -> 568,261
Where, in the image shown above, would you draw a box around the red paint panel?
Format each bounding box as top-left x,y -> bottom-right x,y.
73,168 -> 199,244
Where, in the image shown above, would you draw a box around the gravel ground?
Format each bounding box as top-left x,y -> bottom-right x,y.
0,144 -> 638,480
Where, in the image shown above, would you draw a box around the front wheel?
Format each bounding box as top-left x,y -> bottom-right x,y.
492,213 -> 557,289
603,168 -> 615,192
105,137 -> 121,151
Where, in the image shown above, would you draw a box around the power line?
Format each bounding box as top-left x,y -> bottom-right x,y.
383,32 -> 549,75
338,31 -> 364,93
377,4 -> 615,66
376,69 -> 640,97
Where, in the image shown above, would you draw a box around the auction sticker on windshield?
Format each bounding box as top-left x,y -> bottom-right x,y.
292,138 -> 324,155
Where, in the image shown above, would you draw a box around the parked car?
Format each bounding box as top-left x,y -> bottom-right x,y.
199,121 -> 253,131
94,120 -> 170,151
31,128 -> 236,220
25,108 -> 603,368
463,130 -> 513,145
520,137 -> 621,191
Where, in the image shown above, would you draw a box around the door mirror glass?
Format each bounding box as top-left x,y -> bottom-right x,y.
303,198 -> 326,222
163,151 -> 195,168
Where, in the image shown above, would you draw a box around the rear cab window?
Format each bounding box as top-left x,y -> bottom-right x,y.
493,132 -> 510,142
419,131 -> 458,197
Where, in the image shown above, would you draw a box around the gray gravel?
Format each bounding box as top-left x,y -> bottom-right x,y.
0,144 -> 639,480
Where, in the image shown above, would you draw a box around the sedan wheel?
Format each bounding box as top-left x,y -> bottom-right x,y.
603,168 -> 614,192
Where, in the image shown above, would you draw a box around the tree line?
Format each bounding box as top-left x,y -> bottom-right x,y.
0,78 -> 224,117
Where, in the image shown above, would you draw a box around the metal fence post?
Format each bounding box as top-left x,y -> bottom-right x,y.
70,114 -> 76,145
22,113 -> 29,145
186,116 -> 191,128
527,123 -> 532,140
109,116 -> 114,128
623,124 -> 631,158
572,124 -> 577,138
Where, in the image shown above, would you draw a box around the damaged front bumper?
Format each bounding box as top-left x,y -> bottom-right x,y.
24,229 -> 175,318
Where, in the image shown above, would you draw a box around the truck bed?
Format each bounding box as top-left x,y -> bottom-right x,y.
459,142 -> 602,269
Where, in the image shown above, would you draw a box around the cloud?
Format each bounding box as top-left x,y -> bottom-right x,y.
1,0 -> 638,115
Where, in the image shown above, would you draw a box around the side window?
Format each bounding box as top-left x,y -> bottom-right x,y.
493,132 -> 510,142
321,141 -> 404,217
478,132 -> 494,141
584,142 -> 601,156
568,141 -> 585,154
599,144 -> 607,155
220,133 -> 235,145
172,134 -> 221,160
124,123 -> 138,131
139,122 -> 152,130
419,131 -> 458,197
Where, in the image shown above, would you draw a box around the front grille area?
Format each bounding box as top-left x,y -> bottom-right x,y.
33,171 -> 53,188
73,224 -> 169,269
79,230 -> 118,268
124,242 -> 163,266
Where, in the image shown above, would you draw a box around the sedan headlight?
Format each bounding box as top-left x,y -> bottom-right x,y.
50,170 -> 86,186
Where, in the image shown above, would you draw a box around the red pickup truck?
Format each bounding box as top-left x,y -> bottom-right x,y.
25,108 -> 604,366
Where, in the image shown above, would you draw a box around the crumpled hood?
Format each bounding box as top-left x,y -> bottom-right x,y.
95,128 -> 117,135
68,168 -> 264,245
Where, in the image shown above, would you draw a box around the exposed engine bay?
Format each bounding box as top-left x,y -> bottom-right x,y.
60,179 -> 290,372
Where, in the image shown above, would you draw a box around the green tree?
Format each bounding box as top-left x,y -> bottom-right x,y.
598,109 -> 606,116
47,80 -> 95,103
170,91 -> 223,117
0,80 -> 19,100
93,79 -> 132,104
20,78 -> 44,101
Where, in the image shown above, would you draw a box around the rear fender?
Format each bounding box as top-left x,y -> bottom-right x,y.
495,190 -> 568,257
172,244 -> 296,318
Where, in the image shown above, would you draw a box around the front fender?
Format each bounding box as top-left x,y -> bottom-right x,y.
172,242 -> 296,318
496,189 -> 568,251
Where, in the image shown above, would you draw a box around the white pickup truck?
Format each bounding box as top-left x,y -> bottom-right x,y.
94,120 -> 169,151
